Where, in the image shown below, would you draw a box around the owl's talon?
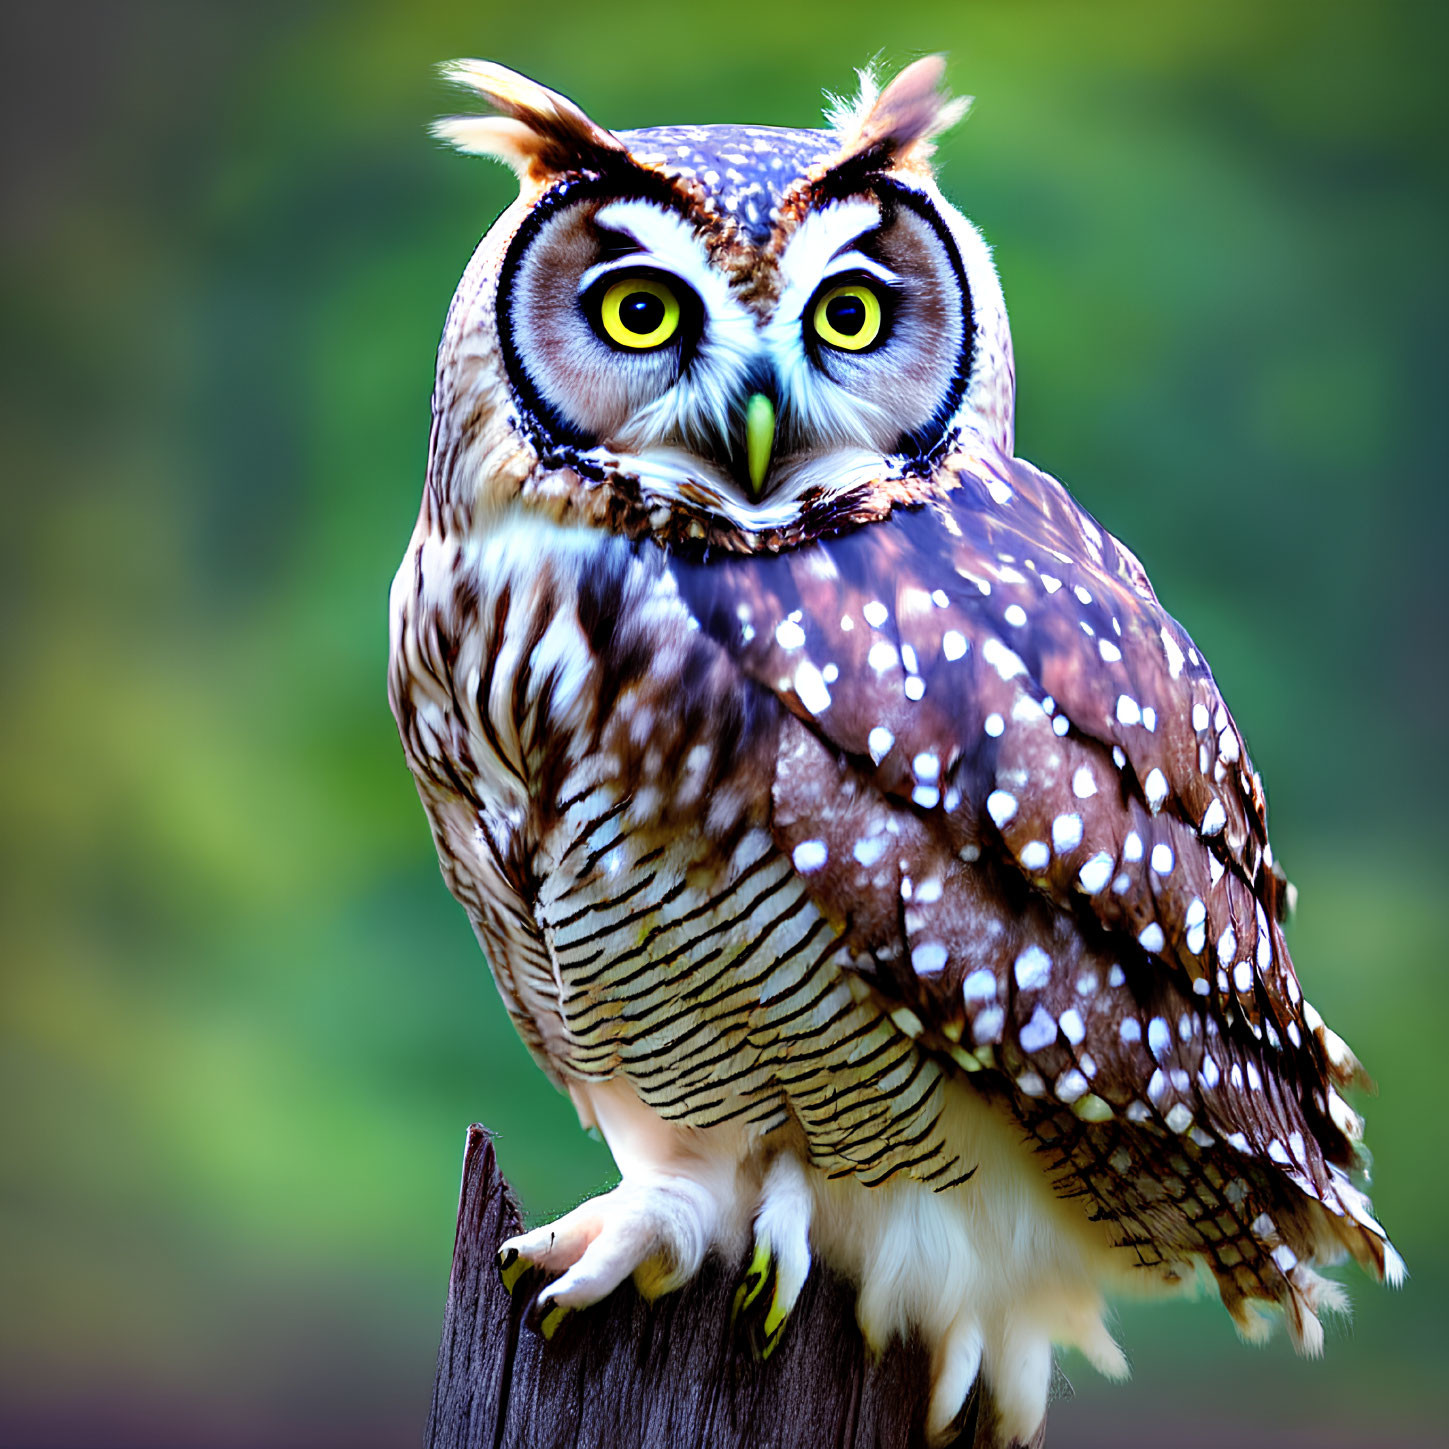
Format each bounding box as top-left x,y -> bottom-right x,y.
732,1239 -> 773,1321
926,1316 -> 986,1446
535,1297 -> 572,1340
737,1153 -> 813,1358
502,1173 -> 721,1314
760,1283 -> 793,1359
497,1245 -> 529,1295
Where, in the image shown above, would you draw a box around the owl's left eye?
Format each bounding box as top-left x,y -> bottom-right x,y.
596,275 -> 682,350
810,281 -> 886,352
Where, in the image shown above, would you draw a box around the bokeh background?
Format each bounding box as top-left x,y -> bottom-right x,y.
3,1 -> 1446,1444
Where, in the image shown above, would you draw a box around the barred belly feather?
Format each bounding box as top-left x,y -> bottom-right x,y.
393,512 -> 964,1186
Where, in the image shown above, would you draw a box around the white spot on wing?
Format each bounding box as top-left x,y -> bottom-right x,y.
1144,768 -> 1169,811
867,640 -> 899,672
972,1005 -> 1005,1043
1052,814 -> 1083,852
1014,944 -> 1052,991
1165,1103 -> 1194,1134
1078,853 -> 1113,893
794,661 -> 831,714
911,940 -> 948,975
1019,1004 -> 1057,1052
982,638 -> 1026,680
962,968 -> 997,1002
1161,628 -> 1185,679
1148,1018 -> 1171,1059
986,790 -> 1018,827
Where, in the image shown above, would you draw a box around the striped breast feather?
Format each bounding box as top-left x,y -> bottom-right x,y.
668,452 -> 1353,1102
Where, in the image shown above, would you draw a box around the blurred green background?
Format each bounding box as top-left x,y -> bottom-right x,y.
3,1 -> 1445,1444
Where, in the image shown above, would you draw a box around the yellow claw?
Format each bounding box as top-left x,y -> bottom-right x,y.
539,1301 -> 570,1340
761,1290 -> 791,1358
732,1239 -> 772,1320
498,1246 -> 528,1295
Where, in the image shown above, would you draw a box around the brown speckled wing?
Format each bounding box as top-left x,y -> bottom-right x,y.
676,454 -> 1311,1051
670,450 -> 1399,1310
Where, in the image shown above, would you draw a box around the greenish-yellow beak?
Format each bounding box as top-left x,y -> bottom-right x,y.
745,392 -> 775,495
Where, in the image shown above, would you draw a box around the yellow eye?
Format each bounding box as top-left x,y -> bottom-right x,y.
599,276 -> 681,349
811,283 -> 883,351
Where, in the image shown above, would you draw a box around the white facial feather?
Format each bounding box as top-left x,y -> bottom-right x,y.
763,201 -> 897,447
589,201 -> 757,452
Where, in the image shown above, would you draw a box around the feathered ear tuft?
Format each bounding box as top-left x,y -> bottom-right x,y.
432,60 -> 626,182
825,55 -> 970,174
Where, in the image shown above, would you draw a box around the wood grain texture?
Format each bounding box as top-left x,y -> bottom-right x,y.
426,1125 -> 1045,1449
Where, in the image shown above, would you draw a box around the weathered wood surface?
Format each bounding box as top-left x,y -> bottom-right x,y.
426,1124 -> 1045,1449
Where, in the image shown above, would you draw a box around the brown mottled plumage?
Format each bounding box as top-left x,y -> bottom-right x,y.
389,58 -> 1399,1446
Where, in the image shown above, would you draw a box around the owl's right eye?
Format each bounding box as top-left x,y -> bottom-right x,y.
595,275 -> 682,350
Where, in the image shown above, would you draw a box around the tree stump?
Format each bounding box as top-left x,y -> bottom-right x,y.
426,1125 -> 1045,1448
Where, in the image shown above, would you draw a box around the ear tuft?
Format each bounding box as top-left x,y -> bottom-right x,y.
826,55 -> 970,173
432,60 -> 626,181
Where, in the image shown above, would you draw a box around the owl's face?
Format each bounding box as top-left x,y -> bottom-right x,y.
430,60 -> 1015,548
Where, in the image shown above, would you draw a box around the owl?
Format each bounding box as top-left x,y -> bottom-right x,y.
389,58 -> 1401,1447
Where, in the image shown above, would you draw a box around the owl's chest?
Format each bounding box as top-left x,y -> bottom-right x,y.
389,509 -> 786,1065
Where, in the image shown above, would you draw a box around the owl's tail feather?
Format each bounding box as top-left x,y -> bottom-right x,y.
1321,1166 -> 1407,1289
1303,997 -> 1374,1092
1217,1169 -> 1402,1360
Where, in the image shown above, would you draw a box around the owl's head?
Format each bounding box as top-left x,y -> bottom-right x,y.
428,58 -> 1014,551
